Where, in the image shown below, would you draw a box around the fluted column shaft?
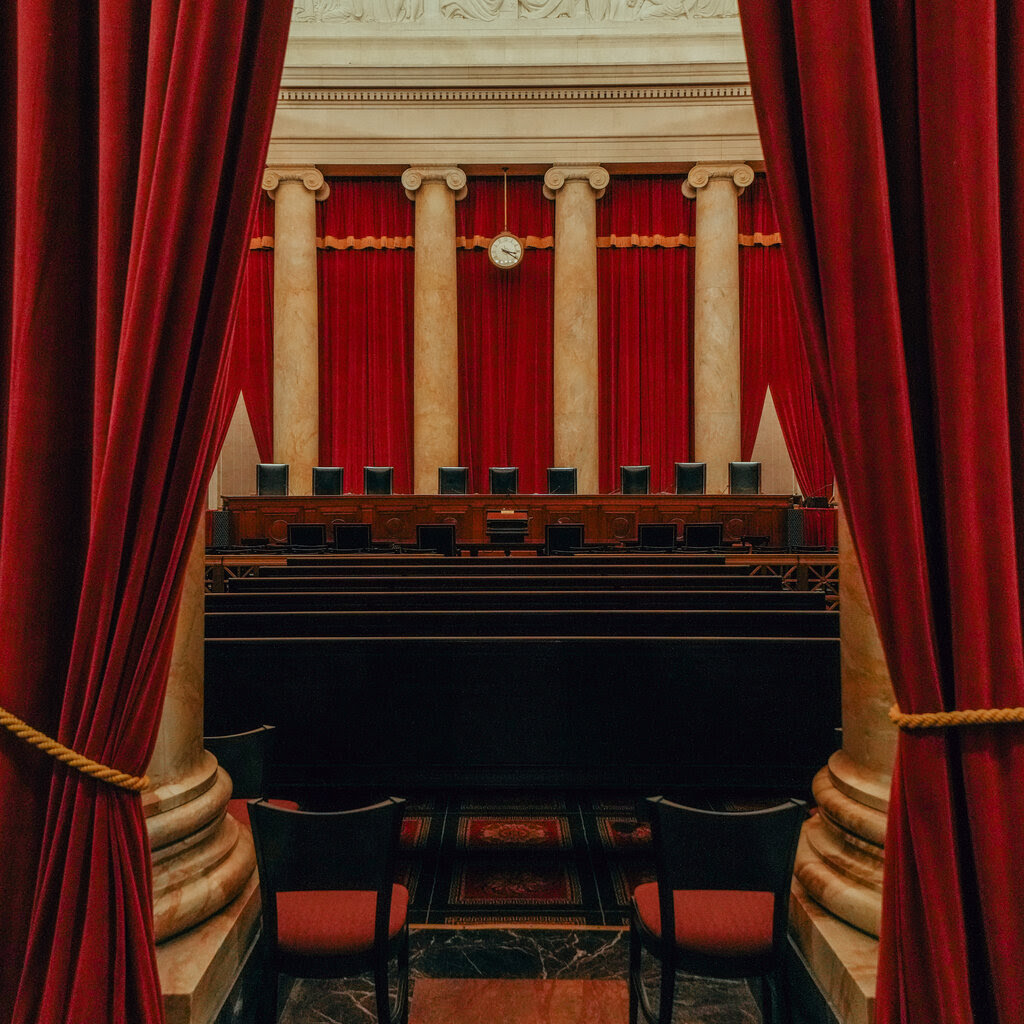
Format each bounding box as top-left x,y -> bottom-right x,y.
544,166 -> 607,494
683,163 -> 752,494
403,167 -> 466,494
262,167 -> 330,496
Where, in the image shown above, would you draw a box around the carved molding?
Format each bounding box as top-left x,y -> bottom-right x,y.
543,164 -> 610,200
278,84 -> 752,105
681,161 -> 754,198
292,0 -> 737,21
261,166 -> 331,201
401,166 -> 469,201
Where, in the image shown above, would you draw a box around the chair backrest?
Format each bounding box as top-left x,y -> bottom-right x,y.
545,522 -> 584,555
489,467 -> 518,495
333,522 -> 372,551
675,462 -> 706,495
364,466 -> 394,495
637,523 -> 677,550
287,523 -> 327,549
546,467 -> 578,494
257,463 -> 289,496
620,465 -> 650,494
682,521 -> 723,548
729,461 -> 761,495
417,523 -> 457,556
312,466 -> 344,495
204,725 -> 275,798
438,467 -> 469,494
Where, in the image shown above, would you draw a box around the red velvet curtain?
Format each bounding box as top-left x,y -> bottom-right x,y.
228,192 -> 275,462
597,176 -> 694,493
740,4 -> 1024,1022
0,5 -> 290,1022
456,178 -> 553,494
739,176 -> 832,498
317,180 -> 414,492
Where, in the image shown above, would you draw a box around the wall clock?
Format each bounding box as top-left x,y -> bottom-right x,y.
488,230 -> 524,269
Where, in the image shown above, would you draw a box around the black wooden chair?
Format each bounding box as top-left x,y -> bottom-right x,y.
249,797 -> 409,1024
629,796 -> 806,1024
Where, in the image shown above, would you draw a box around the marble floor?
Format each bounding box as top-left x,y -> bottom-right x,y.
277,926 -> 763,1024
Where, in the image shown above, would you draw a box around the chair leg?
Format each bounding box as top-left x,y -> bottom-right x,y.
255,965 -> 278,1024
628,918 -> 641,1024
376,928 -> 410,1024
657,956 -> 676,1024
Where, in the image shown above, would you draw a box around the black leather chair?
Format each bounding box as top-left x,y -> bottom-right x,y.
674,462 -> 706,495
416,523 -> 457,557
621,465 -> 651,495
489,467 -> 518,495
286,523 -> 327,550
438,467 -> 469,494
729,461 -> 762,495
250,797 -> 409,1024
545,523 -> 584,555
629,796 -> 806,1024
257,463 -> 289,496
313,467 -> 344,495
364,466 -> 394,495
546,467 -> 578,495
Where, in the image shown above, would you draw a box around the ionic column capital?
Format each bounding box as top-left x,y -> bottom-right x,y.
543,165 -> 610,201
261,166 -> 330,201
402,166 -> 468,202
682,162 -> 754,199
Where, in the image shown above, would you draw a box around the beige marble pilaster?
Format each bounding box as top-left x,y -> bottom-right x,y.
262,167 -> 330,495
544,165 -> 608,494
683,163 -> 753,494
403,166 -> 466,494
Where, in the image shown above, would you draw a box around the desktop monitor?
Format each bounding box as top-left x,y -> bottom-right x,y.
674,462 -> 706,495
312,466 -> 343,495
287,523 -> 327,549
620,465 -> 650,495
683,522 -> 724,549
545,523 -> 584,555
489,467 -> 518,495
729,461 -> 762,495
364,466 -> 394,495
416,524 -> 457,557
546,467 -> 578,495
637,523 -> 677,551
438,467 -> 469,495
256,463 -> 288,496
333,523 -> 372,551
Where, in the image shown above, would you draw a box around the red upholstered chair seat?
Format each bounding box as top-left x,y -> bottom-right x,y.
227,797 -> 299,828
276,885 -> 410,957
632,883 -> 774,958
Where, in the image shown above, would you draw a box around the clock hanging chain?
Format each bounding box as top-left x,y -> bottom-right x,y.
502,168 -> 509,232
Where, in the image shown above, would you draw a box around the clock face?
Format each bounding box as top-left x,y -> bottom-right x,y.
488,233 -> 523,269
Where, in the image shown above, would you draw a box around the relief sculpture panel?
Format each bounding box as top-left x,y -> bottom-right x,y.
293,0 -> 737,20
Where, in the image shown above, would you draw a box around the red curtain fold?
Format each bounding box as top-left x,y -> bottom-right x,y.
0,5 -> 290,1023
317,180 -> 414,492
456,178 -> 554,494
740,4 -> 1024,1022
228,192 -> 275,462
597,176 -> 694,493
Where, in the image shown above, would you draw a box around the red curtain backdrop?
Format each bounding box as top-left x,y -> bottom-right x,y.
317,179 -> 415,493
739,176 -> 833,498
456,178 -> 553,494
0,5 -> 290,1023
740,4 -> 1024,1023
596,176 -> 694,493
228,192 -> 275,462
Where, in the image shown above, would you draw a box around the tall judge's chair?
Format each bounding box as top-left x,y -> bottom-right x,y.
438,466 -> 469,494
620,465 -> 651,495
364,466 -> 394,495
250,797 -> 409,1024
546,467 -> 578,494
674,462 -> 707,495
629,796 -> 806,1024
489,466 -> 518,495
257,463 -> 289,496
313,466 -> 344,495
729,461 -> 762,495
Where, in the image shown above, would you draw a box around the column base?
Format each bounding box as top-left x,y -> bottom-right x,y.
790,878 -> 878,1024
157,869 -> 262,1024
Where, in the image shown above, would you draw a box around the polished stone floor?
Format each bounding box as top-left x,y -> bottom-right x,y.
277,927 -> 762,1024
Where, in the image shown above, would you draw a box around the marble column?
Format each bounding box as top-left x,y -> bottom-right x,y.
402,166 -> 466,495
262,167 -> 330,496
544,165 -> 608,495
146,522 -> 261,1024
682,163 -> 753,494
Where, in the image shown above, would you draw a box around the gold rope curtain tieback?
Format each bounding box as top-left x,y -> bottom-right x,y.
0,702 -> 149,792
889,703 -> 1024,730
